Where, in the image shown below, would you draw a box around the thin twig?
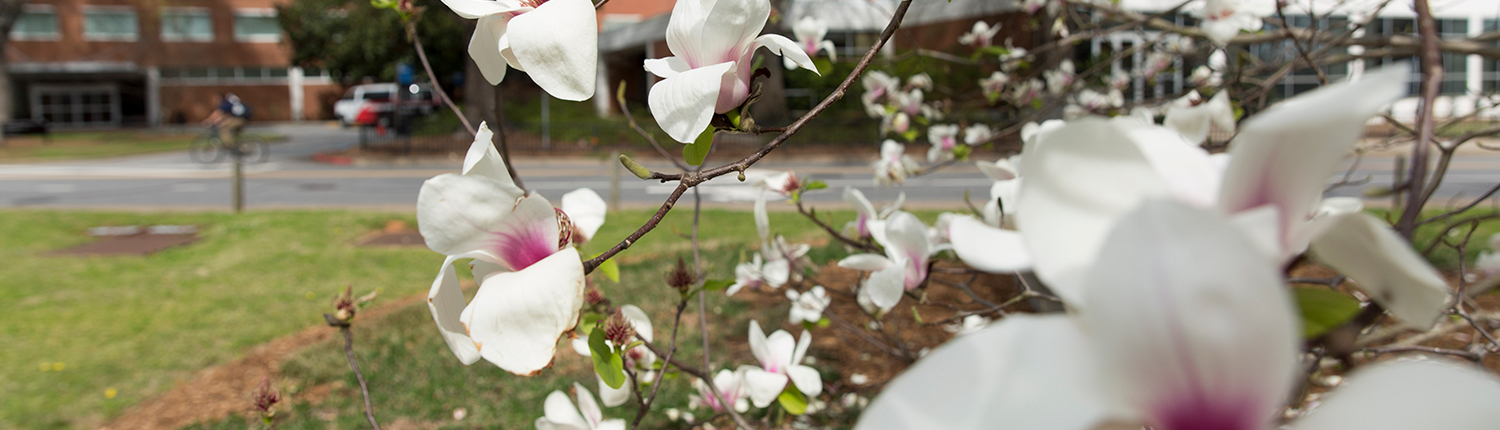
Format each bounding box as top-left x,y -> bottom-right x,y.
795,199 -> 882,253
635,335 -> 755,430
408,26 -> 475,136
1363,345 -> 1483,361
492,84 -> 526,191
340,327 -> 382,430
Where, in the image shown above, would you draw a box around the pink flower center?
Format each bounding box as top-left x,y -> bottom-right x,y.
1151,395 -> 1261,430
493,222 -> 558,271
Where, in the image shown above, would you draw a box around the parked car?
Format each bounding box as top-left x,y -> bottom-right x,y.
333,83 -> 440,127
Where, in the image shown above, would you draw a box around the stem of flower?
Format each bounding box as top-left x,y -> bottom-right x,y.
340,326 -> 382,430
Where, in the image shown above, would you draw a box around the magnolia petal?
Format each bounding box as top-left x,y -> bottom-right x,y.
787,364 -> 823,397
644,56 -> 691,79
1310,212 -> 1450,329
764,329 -> 798,370
763,258 -> 790,288
491,194 -> 564,271
1218,65 -> 1409,251
854,315 -> 1108,430
507,0 -> 598,101
561,188 -> 607,242
665,0 -> 768,70
468,15 -> 512,85
1126,122 -> 1221,208
648,61 -> 736,143
844,186 -> 878,219
755,191 -> 770,240
1082,200 -> 1298,430
793,328 -> 812,364
755,34 -> 818,74
950,216 -> 1032,272
977,160 -> 1018,181
416,173 -> 523,258
1016,117 -> 1174,305
1201,19 -> 1243,46
1228,205 -> 1284,262
742,366 -> 790,408
1205,91 -> 1236,136
462,122 -> 525,192
442,0 -> 525,18
463,248 -> 586,375
882,211 -> 930,289
620,304 -> 654,343
541,388 -> 590,429
748,320 -> 772,368
574,382 -> 605,426
863,263 -> 906,313
595,419 -> 627,430
839,254 -> 892,272
1163,98 -> 1212,144
428,255 -> 482,365
598,373 -> 632,407
1291,360 -> 1500,430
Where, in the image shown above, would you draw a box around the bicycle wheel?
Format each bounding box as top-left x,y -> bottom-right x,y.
238,136 -> 270,163
189,135 -> 224,164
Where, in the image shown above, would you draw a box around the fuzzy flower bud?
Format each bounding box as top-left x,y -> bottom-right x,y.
603,308 -> 637,346
252,376 -> 280,415
666,257 -> 695,295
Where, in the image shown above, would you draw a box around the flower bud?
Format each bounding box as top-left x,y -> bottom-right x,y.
603,308 -> 636,346
554,208 -> 575,249
666,257 -> 694,295
252,376 -> 280,415
620,154 -> 653,180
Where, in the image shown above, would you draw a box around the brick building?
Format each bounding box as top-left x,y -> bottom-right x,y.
6,0 -> 342,128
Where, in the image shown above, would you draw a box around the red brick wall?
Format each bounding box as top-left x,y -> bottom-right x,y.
8,0 -> 294,67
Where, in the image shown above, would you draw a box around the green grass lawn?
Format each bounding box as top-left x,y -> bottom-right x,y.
0,204 -> 880,429
0,130 -> 283,162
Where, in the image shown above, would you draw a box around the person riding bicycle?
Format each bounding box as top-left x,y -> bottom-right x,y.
202,93 -> 252,151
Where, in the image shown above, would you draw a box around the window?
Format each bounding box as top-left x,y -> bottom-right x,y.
1366,17 -> 1467,95
11,6 -> 59,40
84,8 -> 139,41
1248,15 -> 1351,99
159,66 -> 291,83
160,8 -> 212,42
234,10 -> 280,42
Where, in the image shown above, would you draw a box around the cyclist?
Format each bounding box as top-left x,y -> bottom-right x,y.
202,93 -> 252,150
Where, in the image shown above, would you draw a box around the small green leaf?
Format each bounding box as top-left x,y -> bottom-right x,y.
901,129 -> 919,142
684,128 -> 715,166
777,386 -> 809,415
589,327 -> 627,388
817,317 -> 830,328
727,110 -> 742,129
1294,288 -> 1363,339
953,144 -> 972,161
598,259 -> 620,283
911,305 -> 924,324
701,279 -> 735,291
805,180 -> 828,191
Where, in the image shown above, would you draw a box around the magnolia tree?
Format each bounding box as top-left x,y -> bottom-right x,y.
307,0 -> 1500,428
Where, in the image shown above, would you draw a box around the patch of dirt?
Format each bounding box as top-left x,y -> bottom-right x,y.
353,220 -> 427,247
52,234 -> 198,256
101,293 -> 427,430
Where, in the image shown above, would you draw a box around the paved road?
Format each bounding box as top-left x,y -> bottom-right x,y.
0,123 -> 993,210
3,123 -> 1499,211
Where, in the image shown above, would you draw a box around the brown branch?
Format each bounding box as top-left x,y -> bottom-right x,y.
340,327 -> 382,430
794,199 -> 881,253
492,85 -> 526,191
1395,0 -> 1442,238
582,0 -> 916,274
617,83 -> 689,171
634,335 -> 755,430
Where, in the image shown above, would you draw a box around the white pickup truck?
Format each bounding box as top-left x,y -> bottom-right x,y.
332,83 -> 439,127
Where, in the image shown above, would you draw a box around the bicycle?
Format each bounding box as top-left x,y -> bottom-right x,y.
189,126 -> 269,165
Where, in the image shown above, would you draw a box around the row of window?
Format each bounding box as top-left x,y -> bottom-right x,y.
159,66 -> 333,82
11,6 -> 280,43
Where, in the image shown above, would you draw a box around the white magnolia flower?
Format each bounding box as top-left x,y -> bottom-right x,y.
857,199 -> 1500,430
1021,0 -> 1047,14
763,235 -> 812,281
740,320 -> 822,407
1043,60 -> 1075,95
786,286 -> 831,324
1003,65 -> 1449,328
879,111 -> 911,136
419,122 -> 586,375
894,89 -> 924,116
942,314 -> 990,336
1162,33 -> 1196,54
1189,65 -> 1221,87
443,0 -> 597,101
1140,51 -> 1174,78
838,211 -> 932,315
843,187 -> 904,242
535,382 -> 626,430
959,21 -> 1001,48
729,253 -> 789,296
873,140 -> 920,186
1109,69 -> 1131,90
1197,0 -> 1264,46
645,0 -> 817,143
759,171 -> 802,197
786,16 -> 836,70
926,124 -> 961,163
963,124 -> 994,146
980,72 -> 1009,102
862,71 -> 901,111
1162,91 -> 1235,144
907,73 -> 933,90
690,369 -> 752,413
1074,89 -> 1123,111
1010,78 -> 1043,104
569,305 -> 656,407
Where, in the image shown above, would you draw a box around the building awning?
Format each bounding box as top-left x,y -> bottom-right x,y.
9,61 -> 139,75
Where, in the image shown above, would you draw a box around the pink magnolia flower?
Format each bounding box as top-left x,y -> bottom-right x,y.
690,369 -> 751,413
838,211 -> 932,315
785,16 -> 836,69
872,140 -> 919,186
959,21 -> 1000,48
535,383 -> 626,430
926,124 -> 960,163
740,320 -> 822,408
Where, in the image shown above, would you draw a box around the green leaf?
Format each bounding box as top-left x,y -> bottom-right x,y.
727,110 -> 742,129
701,279 -> 735,291
953,144 -> 972,161
589,327 -> 627,388
817,317 -> 830,328
598,259 -> 620,283
805,180 -> 828,191
911,305 -> 924,324
1294,288 -> 1362,339
777,386 -> 809,415
684,128 -> 714,166
900,129 -> 919,142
